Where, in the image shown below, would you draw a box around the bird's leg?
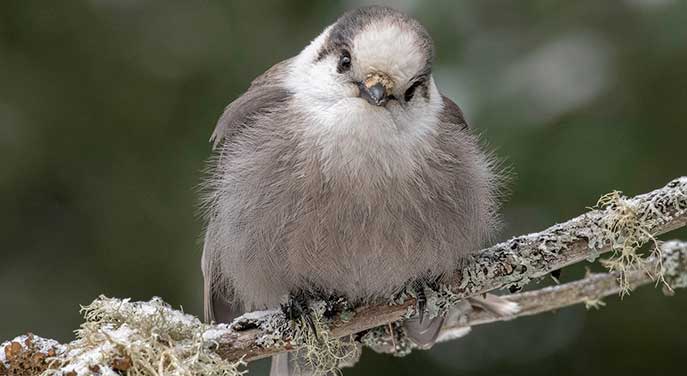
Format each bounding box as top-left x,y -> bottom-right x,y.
281,290 -> 319,341
412,280 -> 427,324
550,268 -> 562,283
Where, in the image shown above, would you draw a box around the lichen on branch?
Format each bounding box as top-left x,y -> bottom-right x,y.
2,297 -> 248,376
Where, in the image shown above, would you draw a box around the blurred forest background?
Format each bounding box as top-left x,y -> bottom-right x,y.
1,0 -> 686,375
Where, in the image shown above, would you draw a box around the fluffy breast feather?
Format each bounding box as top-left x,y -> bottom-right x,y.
204,99 -> 499,310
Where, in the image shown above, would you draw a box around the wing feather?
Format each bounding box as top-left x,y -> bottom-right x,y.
210,58 -> 293,148
439,94 -> 469,130
203,58 -> 293,323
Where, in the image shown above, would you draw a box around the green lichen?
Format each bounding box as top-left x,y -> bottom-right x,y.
338,310 -> 355,323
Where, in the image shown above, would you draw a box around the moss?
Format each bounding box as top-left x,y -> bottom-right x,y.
291,302 -> 358,375
43,296 -> 246,376
594,190 -> 666,295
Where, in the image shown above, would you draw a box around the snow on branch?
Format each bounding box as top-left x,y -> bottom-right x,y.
2,177 -> 686,376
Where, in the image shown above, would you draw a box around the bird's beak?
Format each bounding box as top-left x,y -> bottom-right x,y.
358,72 -> 394,106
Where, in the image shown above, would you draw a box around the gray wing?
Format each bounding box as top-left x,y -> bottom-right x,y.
203,58 -> 293,323
210,58 -> 293,148
440,95 -> 469,131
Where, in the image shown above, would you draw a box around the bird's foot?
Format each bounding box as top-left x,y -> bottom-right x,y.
280,291 -> 355,343
412,280 -> 428,324
409,279 -> 441,324
392,279 -> 441,323
281,290 -> 344,341
281,290 -> 319,341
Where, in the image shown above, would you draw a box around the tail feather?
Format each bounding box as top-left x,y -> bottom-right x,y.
468,294 -> 520,316
403,316 -> 445,349
404,294 -> 518,350
270,353 -> 305,376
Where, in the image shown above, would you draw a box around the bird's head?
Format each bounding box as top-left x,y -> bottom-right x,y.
286,6 -> 441,135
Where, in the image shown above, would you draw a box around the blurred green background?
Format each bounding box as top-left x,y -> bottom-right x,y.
1,0 -> 686,375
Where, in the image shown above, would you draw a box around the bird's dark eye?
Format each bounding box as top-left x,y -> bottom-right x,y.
404,80 -> 422,102
337,51 -> 352,73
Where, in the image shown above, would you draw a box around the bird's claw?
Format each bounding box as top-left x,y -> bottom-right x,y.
281,291 -> 320,341
508,284 -> 522,293
412,280 -> 427,325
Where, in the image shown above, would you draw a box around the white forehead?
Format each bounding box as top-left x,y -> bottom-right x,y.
352,20 -> 426,84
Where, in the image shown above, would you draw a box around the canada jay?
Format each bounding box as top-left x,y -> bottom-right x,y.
202,6 -> 508,375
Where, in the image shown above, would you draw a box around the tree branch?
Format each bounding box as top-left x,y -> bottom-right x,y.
367,240 -> 687,354
2,178 -> 686,375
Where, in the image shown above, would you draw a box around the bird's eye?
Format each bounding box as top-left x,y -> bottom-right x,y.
337,51 -> 352,73
404,80 -> 422,102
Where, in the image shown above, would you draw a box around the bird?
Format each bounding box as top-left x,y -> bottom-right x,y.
201,6 -> 508,375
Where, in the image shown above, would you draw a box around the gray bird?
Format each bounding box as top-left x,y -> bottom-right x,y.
202,6 -> 509,375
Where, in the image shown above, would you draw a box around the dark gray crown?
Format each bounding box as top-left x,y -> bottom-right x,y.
316,6 -> 434,77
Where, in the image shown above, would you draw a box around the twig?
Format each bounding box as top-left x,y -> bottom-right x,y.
365,240 -> 687,353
